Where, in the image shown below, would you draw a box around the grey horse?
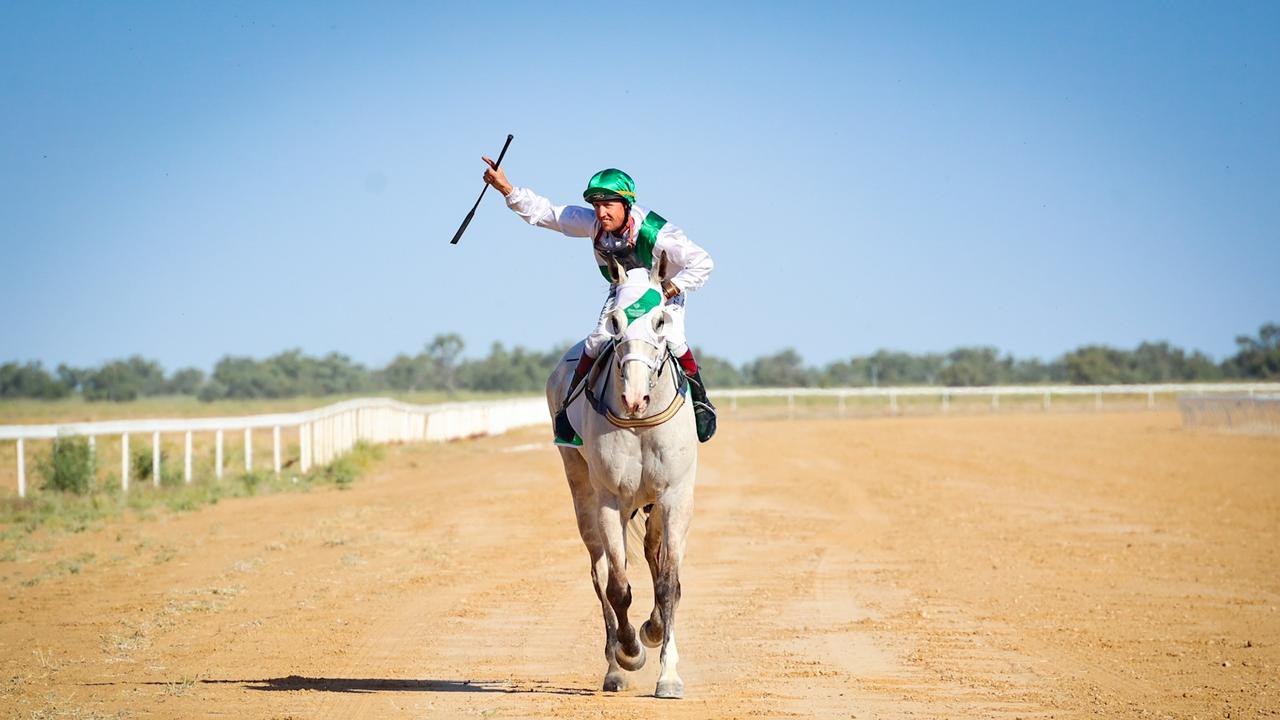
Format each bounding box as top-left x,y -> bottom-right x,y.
546,252 -> 698,699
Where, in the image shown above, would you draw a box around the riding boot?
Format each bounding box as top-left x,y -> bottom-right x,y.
554,353 -> 594,444
686,369 -> 717,443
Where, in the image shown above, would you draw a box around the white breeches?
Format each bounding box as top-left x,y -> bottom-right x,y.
584,289 -> 689,358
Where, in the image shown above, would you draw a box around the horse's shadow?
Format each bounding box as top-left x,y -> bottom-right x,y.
232,675 -> 591,695
108,675 -> 595,696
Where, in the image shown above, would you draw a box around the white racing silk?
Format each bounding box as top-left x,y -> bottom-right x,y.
504,186 -> 713,295
505,186 -> 710,358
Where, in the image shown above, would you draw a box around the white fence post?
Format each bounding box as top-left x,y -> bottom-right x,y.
1043,391 -> 1051,411
16,439 -> 24,499
152,431 -> 161,487
273,426 -> 281,475
942,392 -> 949,412
1147,391 -> 1155,409
787,393 -> 795,420
121,433 -> 129,491
992,393 -> 1000,410
215,430 -> 223,480
837,393 -> 846,417
300,423 -> 311,473
244,428 -> 252,472
889,391 -> 898,414
184,431 -> 192,483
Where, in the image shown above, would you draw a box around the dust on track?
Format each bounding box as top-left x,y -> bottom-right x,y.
1,411 -> 1277,718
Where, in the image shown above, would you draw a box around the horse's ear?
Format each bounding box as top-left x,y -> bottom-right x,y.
606,255 -> 625,284
651,250 -> 669,285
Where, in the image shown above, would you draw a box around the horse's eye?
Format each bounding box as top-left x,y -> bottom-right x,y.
651,312 -> 665,334
607,311 -> 625,336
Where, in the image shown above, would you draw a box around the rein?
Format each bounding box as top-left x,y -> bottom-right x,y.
605,390 -> 684,429
585,344 -> 687,431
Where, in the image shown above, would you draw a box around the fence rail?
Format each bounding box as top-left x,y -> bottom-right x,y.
1178,394 -> 1280,434
1,397 -> 550,498
4,382 -> 1278,498
714,382 -> 1280,414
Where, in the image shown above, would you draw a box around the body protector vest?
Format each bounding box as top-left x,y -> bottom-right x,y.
595,210 -> 667,282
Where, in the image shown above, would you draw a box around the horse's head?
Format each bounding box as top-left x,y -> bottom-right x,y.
603,252 -> 674,417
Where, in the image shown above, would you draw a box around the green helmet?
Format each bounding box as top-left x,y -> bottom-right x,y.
582,168 -> 636,205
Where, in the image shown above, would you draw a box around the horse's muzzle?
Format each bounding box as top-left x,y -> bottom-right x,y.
622,392 -> 650,417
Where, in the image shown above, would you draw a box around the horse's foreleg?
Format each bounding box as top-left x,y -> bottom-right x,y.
561,450 -> 627,691
654,483 -> 693,699
599,497 -> 646,672
589,541 -> 629,691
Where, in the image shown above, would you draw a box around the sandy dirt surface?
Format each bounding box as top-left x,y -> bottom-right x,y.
1,411 -> 1277,719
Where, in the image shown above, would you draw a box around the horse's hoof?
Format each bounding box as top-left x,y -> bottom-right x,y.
655,679 -> 684,699
614,641 -> 646,672
640,619 -> 664,648
602,672 -> 628,692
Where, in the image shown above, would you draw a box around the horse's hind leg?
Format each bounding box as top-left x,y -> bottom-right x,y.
559,449 -> 627,691
654,482 -> 693,699
599,496 -> 646,673
640,504 -> 666,649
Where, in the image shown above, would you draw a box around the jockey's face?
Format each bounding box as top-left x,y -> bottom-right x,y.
592,199 -> 628,234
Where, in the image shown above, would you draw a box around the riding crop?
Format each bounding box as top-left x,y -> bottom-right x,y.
449,133 -> 514,245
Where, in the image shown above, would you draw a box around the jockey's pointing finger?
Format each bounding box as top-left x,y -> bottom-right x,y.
480,157 -> 512,196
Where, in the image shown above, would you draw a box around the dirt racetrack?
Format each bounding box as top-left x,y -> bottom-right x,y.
2,411 -> 1277,719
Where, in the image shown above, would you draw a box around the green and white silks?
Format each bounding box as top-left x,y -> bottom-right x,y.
504,186 -> 713,295
504,186 -> 711,357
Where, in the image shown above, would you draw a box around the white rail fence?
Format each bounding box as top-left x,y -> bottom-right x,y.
0,397 -> 549,498
4,383 -> 1278,498
1179,394 -> 1280,434
714,382 -> 1280,417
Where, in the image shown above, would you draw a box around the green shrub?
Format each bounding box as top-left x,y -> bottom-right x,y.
330,442 -> 383,487
37,437 -> 97,495
240,471 -> 265,495
325,457 -> 358,488
131,446 -> 183,487
132,446 -> 155,482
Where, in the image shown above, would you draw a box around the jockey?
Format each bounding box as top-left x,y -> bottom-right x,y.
480,160 -> 717,444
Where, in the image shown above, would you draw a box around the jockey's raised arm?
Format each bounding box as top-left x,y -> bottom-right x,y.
503,186 -> 598,238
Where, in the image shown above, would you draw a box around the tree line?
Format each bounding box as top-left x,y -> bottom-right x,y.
3,323 -> 1276,402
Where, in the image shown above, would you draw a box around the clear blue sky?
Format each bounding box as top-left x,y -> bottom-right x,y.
2,1 -> 1277,372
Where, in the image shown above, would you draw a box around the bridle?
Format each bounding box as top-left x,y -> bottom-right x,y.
583,334 -> 687,431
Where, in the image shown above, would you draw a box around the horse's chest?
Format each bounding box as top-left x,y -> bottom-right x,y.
586,436 -> 689,497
